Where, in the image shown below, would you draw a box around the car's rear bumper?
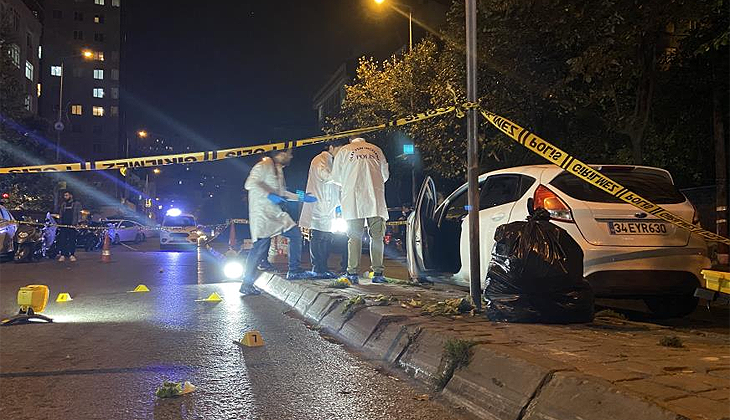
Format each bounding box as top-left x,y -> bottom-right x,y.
581,245 -> 709,297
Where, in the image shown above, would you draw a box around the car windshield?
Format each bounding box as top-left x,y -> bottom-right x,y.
163,216 -> 195,227
550,167 -> 686,204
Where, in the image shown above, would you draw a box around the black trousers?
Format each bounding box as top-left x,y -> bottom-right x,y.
58,227 -> 77,257
310,229 -> 332,274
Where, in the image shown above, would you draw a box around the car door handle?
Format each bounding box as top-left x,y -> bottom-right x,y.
491,213 -> 505,221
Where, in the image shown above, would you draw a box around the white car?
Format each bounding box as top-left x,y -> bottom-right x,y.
407,164 -> 710,318
105,219 -> 147,244
159,212 -> 200,249
0,205 -> 17,256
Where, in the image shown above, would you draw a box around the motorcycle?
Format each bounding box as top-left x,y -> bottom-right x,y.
76,221 -> 104,251
13,213 -> 58,263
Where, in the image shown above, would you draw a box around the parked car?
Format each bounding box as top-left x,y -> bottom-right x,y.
159,212 -> 200,249
0,205 -> 17,257
104,219 -> 147,244
407,164 -> 711,318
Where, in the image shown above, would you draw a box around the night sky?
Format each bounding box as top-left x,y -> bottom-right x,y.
121,0 -> 416,173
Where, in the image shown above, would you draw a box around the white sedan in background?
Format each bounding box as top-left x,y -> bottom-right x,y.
407,164 -> 710,318
0,205 -> 17,256
105,219 -> 147,244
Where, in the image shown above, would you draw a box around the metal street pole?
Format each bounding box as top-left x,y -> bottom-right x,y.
465,0 -> 481,310
408,10 -> 412,52
55,61 -> 64,162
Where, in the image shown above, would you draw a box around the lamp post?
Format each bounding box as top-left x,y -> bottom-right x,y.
374,0 -> 412,53
55,50 -> 93,162
465,0 -> 481,310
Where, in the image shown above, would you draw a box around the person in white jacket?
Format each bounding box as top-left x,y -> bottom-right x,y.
331,137 -> 389,284
240,149 -> 317,295
299,140 -> 347,278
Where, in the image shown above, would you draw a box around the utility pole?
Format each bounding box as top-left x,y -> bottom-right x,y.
465,0 -> 481,310
713,64 -> 729,266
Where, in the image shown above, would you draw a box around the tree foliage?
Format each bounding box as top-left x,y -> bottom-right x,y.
331,0 -> 728,189
0,19 -> 54,210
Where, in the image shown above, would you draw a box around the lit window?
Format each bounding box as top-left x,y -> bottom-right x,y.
93,69 -> 104,79
112,0 -> 120,6
93,88 -> 105,98
110,106 -> 119,116
9,44 -> 20,68
94,14 -> 104,24
93,106 -> 105,117
110,68 -> 119,80
110,87 -> 119,99
51,65 -> 62,76
38,45 -> 42,59
95,51 -> 105,61
71,105 -> 83,115
24,95 -> 31,111
37,83 -> 41,97
25,61 -> 34,80
95,0 -> 105,4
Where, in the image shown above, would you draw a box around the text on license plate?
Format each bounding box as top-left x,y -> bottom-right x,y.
608,222 -> 668,235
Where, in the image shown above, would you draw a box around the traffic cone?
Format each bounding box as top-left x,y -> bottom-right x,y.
225,221 -> 238,257
228,221 -> 237,249
101,232 -> 112,263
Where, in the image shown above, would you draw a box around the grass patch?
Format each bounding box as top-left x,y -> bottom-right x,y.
434,339 -> 476,390
659,336 -> 684,348
342,295 -> 366,319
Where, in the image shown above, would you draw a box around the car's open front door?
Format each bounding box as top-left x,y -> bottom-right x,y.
406,176 -> 439,280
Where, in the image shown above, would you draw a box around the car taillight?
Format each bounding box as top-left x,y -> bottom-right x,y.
533,185 -> 574,222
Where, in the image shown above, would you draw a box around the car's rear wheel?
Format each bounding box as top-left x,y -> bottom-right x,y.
643,295 -> 699,319
114,234 -> 121,245
134,233 -> 143,244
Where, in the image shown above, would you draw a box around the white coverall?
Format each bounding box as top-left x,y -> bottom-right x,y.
244,157 -> 297,242
331,138 -> 389,222
299,151 -> 340,232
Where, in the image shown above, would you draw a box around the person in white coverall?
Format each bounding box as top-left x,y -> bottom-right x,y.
299,140 -> 348,278
331,137 -> 389,284
240,149 -> 317,295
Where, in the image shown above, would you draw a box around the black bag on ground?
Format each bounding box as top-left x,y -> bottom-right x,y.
483,208 -> 594,323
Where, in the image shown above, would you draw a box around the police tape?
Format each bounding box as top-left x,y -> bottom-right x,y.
0,218 -> 230,233
0,106 -> 457,174
480,108 -> 730,246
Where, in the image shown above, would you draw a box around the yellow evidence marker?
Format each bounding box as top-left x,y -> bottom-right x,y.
128,284 -> 150,293
239,330 -> 264,347
195,292 -> 222,302
56,293 -> 73,302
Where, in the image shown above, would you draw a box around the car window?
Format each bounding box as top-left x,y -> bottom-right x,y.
444,189 -> 469,221
519,175 -> 536,199
163,216 -> 195,227
0,208 -> 10,220
120,221 -> 135,228
479,175 -> 520,210
550,167 -> 686,204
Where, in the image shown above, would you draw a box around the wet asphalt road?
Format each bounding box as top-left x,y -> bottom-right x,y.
0,242 -> 473,420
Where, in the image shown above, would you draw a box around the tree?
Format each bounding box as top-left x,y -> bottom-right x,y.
0,19 -> 54,210
331,0 -> 727,191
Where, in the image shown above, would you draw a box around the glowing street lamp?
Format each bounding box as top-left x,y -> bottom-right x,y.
137,130 -> 148,138
373,0 -> 412,52
153,168 -> 161,175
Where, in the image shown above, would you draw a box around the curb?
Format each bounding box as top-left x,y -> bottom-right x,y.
254,274 -> 690,420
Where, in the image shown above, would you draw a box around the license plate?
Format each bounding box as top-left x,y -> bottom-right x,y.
608,221 -> 668,235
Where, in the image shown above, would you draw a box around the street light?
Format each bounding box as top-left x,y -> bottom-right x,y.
55,50 -> 94,162
153,168 -> 161,175
373,0 -> 412,52
137,130 -> 148,138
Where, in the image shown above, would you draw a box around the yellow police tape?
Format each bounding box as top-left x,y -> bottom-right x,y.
0,106 -> 456,174
480,108 -> 730,246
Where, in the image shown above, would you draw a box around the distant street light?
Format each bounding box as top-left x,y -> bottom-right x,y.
137,130 -> 148,138
153,168 -> 161,175
55,50 -> 94,162
373,0 -> 412,52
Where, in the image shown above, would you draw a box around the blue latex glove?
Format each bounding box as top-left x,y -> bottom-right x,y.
267,193 -> 286,204
335,206 -> 342,217
301,193 -> 317,203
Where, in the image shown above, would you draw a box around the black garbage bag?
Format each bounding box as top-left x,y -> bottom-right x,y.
483,208 -> 594,323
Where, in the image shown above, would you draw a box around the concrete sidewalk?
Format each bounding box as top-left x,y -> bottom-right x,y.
252,272 -> 730,420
